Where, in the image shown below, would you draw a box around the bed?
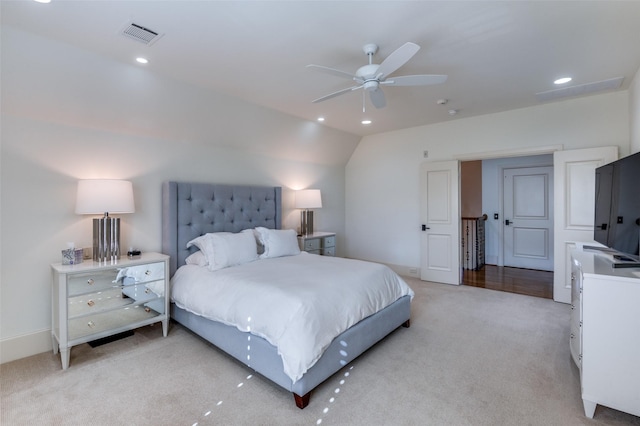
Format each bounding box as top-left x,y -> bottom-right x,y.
161,181 -> 413,408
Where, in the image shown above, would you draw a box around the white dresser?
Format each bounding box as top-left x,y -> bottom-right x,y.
298,232 -> 336,256
570,247 -> 640,418
51,252 -> 170,369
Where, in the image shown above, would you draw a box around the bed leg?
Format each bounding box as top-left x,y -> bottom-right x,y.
402,319 -> 410,328
293,392 -> 311,409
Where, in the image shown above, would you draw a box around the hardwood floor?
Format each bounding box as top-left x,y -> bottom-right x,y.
462,265 -> 554,299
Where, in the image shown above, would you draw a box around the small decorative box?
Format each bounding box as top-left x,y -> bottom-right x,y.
62,248 -> 84,265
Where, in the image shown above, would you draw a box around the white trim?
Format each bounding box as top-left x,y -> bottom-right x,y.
454,145 -> 564,161
0,328 -> 52,364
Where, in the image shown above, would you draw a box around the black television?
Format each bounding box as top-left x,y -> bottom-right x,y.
593,151 -> 640,266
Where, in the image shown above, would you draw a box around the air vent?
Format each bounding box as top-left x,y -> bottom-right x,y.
536,77 -> 624,102
120,22 -> 163,45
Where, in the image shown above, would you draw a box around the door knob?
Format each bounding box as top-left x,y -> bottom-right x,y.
505,219 -> 511,226
421,224 -> 430,231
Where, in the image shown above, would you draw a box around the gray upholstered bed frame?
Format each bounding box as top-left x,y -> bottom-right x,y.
161,181 -> 411,408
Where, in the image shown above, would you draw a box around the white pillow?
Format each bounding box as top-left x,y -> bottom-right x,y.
206,229 -> 259,271
254,227 -> 301,259
186,232 -> 231,267
185,251 -> 208,267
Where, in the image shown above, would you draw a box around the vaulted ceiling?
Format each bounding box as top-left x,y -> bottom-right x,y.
3,1 -> 640,136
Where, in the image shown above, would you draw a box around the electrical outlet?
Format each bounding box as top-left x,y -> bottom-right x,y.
408,267 -> 418,276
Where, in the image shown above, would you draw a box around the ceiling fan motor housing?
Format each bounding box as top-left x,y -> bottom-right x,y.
356,64 -> 380,79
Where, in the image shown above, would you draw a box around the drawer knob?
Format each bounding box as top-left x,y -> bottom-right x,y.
87,279 -> 94,285
87,300 -> 95,307
145,288 -> 150,294
144,307 -> 151,313
145,270 -> 151,276
87,321 -> 95,328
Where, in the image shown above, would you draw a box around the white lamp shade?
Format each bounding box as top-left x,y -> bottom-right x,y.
295,189 -> 322,209
75,179 -> 135,214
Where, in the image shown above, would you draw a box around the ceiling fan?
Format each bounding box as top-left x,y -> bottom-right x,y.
307,42 -> 447,110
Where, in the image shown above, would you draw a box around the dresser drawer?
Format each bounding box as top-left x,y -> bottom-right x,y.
303,239 -> 321,251
118,262 -> 165,284
67,283 -> 163,318
68,303 -> 163,341
67,269 -> 119,296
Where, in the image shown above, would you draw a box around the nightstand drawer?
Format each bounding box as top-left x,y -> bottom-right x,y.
324,236 -> 336,248
298,232 -> 337,257
322,246 -> 336,256
303,239 -> 321,251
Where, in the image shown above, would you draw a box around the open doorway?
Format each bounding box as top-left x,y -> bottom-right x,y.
461,155 -> 554,299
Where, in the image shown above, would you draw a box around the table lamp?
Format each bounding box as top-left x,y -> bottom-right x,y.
295,189 -> 322,236
75,179 -> 135,262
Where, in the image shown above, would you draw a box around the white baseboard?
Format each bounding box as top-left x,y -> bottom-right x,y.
385,263 -> 421,279
343,257 -> 421,279
0,328 -> 52,364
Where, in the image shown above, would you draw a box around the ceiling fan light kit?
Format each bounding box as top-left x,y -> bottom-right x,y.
307,42 -> 447,110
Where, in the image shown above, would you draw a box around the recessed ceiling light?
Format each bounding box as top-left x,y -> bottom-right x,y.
317,117 -> 325,122
136,57 -> 149,64
33,0 -> 51,3
554,77 -> 572,85
361,119 -> 372,125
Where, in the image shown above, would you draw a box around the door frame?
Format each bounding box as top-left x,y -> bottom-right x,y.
450,145 -> 616,303
457,147 -> 560,268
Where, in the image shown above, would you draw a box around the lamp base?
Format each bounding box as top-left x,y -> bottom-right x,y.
92,216 -> 121,262
300,210 -> 314,236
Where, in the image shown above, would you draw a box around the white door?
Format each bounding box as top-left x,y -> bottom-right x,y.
420,161 -> 460,285
503,166 -> 554,271
553,147 -> 618,303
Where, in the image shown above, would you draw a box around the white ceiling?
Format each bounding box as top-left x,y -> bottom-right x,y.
3,1 -> 640,137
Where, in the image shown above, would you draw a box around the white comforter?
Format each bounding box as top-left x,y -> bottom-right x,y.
171,252 -> 414,382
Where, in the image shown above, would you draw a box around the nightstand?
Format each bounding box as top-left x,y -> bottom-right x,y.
298,232 -> 336,256
51,252 -> 170,369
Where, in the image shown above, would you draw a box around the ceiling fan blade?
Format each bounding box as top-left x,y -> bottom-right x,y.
312,85 -> 362,103
376,42 -> 420,79
306,64 -> 357,80
382,74 -> 448,86
369,88 -> 386,109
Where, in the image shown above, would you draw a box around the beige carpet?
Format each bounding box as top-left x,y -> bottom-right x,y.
2,278 -> 639,425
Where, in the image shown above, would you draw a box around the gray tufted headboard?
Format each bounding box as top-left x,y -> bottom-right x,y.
162,181 -> 282,277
